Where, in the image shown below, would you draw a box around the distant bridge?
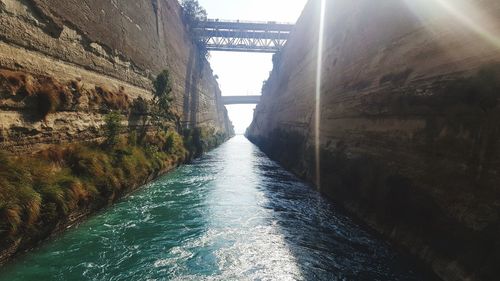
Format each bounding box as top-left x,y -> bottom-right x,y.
221,95 -> 261,105
195,19 -> 294,53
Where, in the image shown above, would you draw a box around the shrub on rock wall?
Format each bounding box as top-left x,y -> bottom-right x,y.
182,126 -> 228,160
149,70 -> 176,134
153,70 -> 173,112
0,129 -> 187,250
104,111 -> 123,147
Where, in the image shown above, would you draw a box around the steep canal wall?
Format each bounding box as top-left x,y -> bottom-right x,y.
0,0 -> 233,263
0,0 -> 233,152
247,0 -> 500,280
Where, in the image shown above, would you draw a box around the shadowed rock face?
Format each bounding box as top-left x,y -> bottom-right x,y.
247,0 -> 500,280
0,0 -> 233,152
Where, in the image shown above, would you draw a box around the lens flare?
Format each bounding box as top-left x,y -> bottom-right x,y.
315,0 -> 326,190
435,0 -> 500,49
405,0 -> 500,50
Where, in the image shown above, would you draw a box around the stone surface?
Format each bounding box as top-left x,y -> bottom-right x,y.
0,0 -> 233,152
0,0 -> 233,263
247,1 -> 500,280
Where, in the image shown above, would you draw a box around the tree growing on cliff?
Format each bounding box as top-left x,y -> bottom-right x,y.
150,70 -> 175,134
181,0 -> 207,25
181,0 -> 210,61
153,69 -> 173,111
104,111 -> 122,147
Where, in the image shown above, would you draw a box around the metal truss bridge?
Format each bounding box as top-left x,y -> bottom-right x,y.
221,95 -> 261,105
194,19 -> 294,53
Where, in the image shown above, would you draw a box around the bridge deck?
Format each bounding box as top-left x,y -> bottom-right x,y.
221,95 -> 261,105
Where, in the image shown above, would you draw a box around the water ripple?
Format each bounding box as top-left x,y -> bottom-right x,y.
0,136 -> 436,281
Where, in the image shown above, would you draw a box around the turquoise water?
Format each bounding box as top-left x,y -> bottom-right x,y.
0,136 -> 434,280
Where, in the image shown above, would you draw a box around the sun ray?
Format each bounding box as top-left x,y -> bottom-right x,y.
404,0 -> 500,51
435,0 -> 500,50
315,0 -> 326,190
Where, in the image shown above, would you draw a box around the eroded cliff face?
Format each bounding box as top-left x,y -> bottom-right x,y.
247,1 -> 500,280
0,0 -> 233,263
0,0 -> 233,153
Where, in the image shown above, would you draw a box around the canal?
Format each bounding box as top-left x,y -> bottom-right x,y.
0,136 -> 435,280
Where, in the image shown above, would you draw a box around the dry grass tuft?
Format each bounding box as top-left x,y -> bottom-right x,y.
38,145 -> 68,165
0,69 -> 132,120
0,118 -> 190,248
95,86 -> 131,111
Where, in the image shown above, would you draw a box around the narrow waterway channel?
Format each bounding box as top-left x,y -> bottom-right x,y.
0,136 -> 436,280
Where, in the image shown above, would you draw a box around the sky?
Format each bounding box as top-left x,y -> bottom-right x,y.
197,0 -> 308,134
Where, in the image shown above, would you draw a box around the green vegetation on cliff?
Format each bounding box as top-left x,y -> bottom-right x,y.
181,0 -> 207,25
0,115 -> 227,258
0,125 -> 187,251
0,69 -> 230,261
184,127 -> 229,159
181,0 -> 209,60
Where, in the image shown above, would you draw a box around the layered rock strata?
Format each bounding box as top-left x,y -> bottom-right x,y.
0,0 -> 233,153
0,0 -> 233,263
247,1 -> 500,280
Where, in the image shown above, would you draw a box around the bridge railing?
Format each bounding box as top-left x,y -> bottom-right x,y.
204,18 -> 294,25
196,22 -> 294,33
202,30 -> 289,40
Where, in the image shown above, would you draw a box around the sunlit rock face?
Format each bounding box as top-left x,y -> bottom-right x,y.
0,0 -> 233,153
247,0 -> 500,280
0,0 -> 233,264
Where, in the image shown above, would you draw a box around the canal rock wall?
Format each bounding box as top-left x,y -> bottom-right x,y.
247,0 -> 500,280
0,0 -> 233,153
0,0 -> 233,264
